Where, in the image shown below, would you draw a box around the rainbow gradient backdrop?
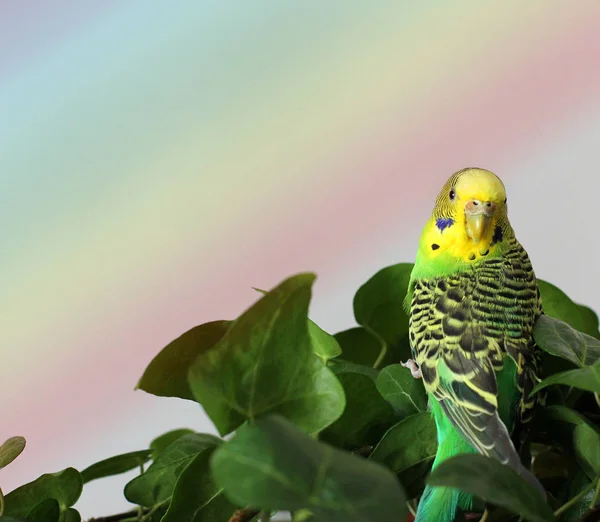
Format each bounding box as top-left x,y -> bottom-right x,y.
2,1 -> 600,516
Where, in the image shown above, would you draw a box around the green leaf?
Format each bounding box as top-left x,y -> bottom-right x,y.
125,433 -> 221,507
532,364 -> 600,395
530,450 -> 570,480
26,499 -> 60,522
3,468 -> 83,518
427,454 -> 554,522
211,414 -> 407,521
370,413 -> 437,499
538,405 -> 590,426
376,364 -> 428,417
59,509 -> 80,522
573,423 -> 600,480
578,305 -> 600,339
0,438 -> 26,470
353,264 -> 413,364
534,406 -> 598,455
369,413 -> 437,474
308,320 -> 342,363
81,449 -> 152,484
555,471 -> 598,522
533,315 -> 600,367
150,428 -> 196,459
538,280 -> 600,337
320,366 -> 395,449
253,286 -> 341,363
137,320 -> 231,400
161,448 -> 236,522
334,327 -> 383,366
334,327 -> 406,368
188,273 -> 345,436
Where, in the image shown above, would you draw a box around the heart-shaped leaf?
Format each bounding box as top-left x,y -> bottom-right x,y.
59,508 -> 81,522
370,413 -> 437,500
26,499 -> 60,522
427,454 -> 555,522
0,438 -> 26,471
149,429 -> 196,459
533,364 -> 600,395
577,305 -> 600,339
369,413 -> 437,474
353,264 -> 414,365
533,315 -> 600,367
125,433 -> 221,507
161,447 -> 236,522
320,365 -> 395,449
308,320 -> 342,363
211,414 -> 407,521
376,365 -> 428,417
334,327 -> 385,367
188,273 -> 345,436
3,468 -> 82,518
81,450 -> 152,484
573,423 -> 600,480
253,287 -> 341,363
137,320 -> 231,400
538,280 -> 600,337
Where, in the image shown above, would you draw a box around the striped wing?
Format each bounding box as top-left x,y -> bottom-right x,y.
409,241 -> 542,474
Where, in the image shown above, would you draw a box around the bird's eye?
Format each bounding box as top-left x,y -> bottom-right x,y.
449,189 -> 456,201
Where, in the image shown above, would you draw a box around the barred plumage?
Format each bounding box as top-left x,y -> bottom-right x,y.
410,237 -> 542,445
410,168 -> 544,522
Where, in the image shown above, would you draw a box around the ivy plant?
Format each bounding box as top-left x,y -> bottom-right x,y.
1,264 -> 600,522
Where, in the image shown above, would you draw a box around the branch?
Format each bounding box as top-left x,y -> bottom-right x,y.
228,507 -> 261,522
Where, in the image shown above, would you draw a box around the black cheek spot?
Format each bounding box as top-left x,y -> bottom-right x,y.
480,249 -> 489,256
491,225 -> 503,246
468,252 -> 476,261
431,244 -> 440,251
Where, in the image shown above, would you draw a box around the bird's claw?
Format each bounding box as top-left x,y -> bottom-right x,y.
401,359 -> 422,379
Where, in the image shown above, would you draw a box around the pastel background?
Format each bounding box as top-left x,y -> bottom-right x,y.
2,0 -> 600,517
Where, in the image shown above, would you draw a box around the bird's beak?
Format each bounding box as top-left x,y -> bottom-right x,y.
465,200 -> 497,244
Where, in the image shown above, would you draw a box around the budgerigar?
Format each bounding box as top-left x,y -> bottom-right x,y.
404,168 -> 544,522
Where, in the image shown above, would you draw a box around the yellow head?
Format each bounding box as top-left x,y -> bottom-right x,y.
418,167 -> 512,267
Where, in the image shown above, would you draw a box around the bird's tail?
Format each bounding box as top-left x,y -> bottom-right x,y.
415,484 -> 472,522
415,400 -> 477,522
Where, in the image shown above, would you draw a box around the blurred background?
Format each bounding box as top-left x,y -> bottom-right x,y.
2,0 -> 600,517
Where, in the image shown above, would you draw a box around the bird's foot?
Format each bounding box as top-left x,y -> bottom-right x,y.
401,359 -> 422,379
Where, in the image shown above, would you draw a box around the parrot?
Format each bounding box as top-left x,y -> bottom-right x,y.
403,168 -> 544,522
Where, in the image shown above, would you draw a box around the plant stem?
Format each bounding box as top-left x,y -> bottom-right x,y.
260,511 -> 271,522
139,499 -> 170,522
372,336 -> 388,369
590,478 -> 600,510
554,479 -> 597,517
87,510 -> 147,522
406,500 -> 416,517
